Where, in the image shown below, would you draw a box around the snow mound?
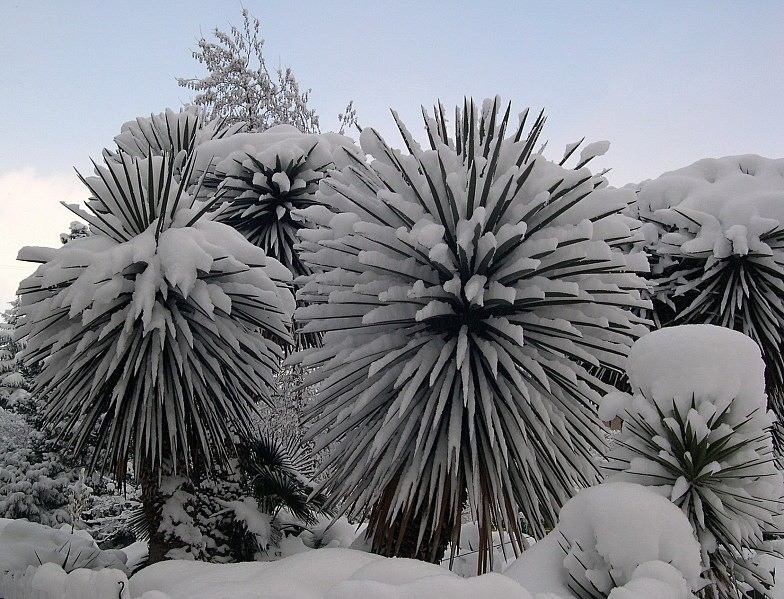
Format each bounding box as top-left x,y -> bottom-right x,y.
326,572 -> 534,599
504,482 -> 702,597
625,324 -> 766,417
129,547 -> 546,599
634,155 -> 784,225
0,519 -> 127,573
31,562 -> 132,599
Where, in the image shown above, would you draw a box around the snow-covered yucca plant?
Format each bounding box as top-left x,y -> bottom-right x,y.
294,97 -> 650,569
16,149 -> 294,561
201,129 -> 337,279
602,325 -> 784,598
108,106 -> 243,169
631,156 -> 784,445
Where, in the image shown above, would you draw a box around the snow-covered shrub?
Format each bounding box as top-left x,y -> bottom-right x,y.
294,97 -> 650,568
504,482 -> 703,598
602,325 -> 784,597
629,156 -> 784,441
16,148 -> 295,560
59,220 -> 91,245
195,126 -> 337,280
0,519 -> 127,574
0,303 -> 30,408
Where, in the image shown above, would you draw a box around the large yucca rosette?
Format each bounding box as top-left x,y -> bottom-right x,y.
293,97 -> 650,569
17,149 -> 294,482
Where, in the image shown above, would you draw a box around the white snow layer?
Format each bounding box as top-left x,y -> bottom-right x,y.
631,155 -> 784,261
504,482 -> 702,598
624,324 -> 767,418
128,548 -> 537,599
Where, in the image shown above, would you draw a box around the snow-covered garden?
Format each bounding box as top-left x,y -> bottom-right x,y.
2,9 -> 784,599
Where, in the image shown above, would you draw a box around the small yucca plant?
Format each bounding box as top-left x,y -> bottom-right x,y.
107,106 -> 243,177
294,97 -> 650,570
603,325 -> 784,598
17,148 -> 294,561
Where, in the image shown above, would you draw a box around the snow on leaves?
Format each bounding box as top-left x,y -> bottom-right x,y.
603,325 -> 784,598
294,97 -> 650,569
16,149 -> 294,482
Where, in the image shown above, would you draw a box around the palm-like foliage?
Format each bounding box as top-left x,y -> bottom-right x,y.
294,97 -> 650,570
631,156 -> 784,447
16,149 -> 294,483
204,135 -> 335,279
237,431 -> 330,529
107,107 -> 243,178
603,325 -> 784,598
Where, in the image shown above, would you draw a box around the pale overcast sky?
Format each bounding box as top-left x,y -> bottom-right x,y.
2,0 -> 783,305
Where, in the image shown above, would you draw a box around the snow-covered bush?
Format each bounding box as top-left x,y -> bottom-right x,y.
0,303 -> 30,408
0,519 -> 127,574
630,156 -> 784,441
602,325 -> 784,597
195,126 -> 338,280
16,148 -> 295,560
294,97 -> 650,568
504,482 -> 703,598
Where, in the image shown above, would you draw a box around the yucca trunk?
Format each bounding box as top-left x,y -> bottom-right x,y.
366,470 -> 465,565
140,465 -> 175,564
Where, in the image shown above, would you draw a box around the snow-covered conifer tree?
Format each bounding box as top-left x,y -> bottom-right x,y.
16,148 -> 294,561
602,325 -> 784,598
293,98 -> 650,570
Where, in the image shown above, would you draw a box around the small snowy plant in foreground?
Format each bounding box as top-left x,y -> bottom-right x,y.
505,482 -> 704,598
294,97 -> 650,569
602,324 -> 784,598
16,148 -> 294,561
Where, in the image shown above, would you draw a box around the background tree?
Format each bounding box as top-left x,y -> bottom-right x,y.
294,97 -> 650,571
178,9 -> 356,135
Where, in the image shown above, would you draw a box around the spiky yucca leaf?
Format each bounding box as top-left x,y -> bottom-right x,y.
16,150 -> 295,483
110,106 -> 244,162
632,156 -> 784,448
294,97 -> 650,570
603,325 -> 784,598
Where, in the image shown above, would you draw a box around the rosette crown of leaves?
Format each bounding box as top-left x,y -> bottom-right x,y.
294,97 -> 650,568
202,129 -> 338,277
16,149 -> 294,483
